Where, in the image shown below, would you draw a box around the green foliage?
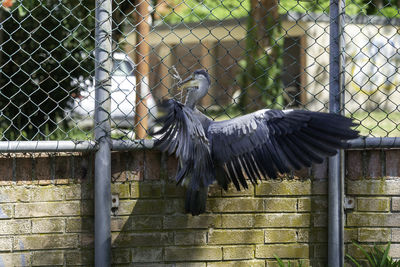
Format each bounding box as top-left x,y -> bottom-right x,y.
346,242 -> 400,267
236,9 -> 284,112
161,0 -> 250,23
379,7 -> 400,18
274,255 -> 306,267
0,0 -> 95,140
160,0 -> 398,24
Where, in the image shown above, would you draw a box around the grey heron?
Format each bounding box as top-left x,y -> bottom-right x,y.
154,69 -> 358,215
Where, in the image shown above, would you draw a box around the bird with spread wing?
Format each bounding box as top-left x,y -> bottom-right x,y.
154,69 -> 359,215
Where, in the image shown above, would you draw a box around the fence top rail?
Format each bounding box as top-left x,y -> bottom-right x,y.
0,140 -> 154,153
1,138 -> 398,153
0,141 -> 98,153
347,137 -> 400,149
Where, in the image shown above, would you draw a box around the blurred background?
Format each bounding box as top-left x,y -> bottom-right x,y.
1,0 -> 399,141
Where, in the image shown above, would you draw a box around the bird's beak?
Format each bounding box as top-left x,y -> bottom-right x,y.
178,75 -> 199,90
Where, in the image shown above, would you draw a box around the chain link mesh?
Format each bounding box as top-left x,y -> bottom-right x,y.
0,0 -> 399,146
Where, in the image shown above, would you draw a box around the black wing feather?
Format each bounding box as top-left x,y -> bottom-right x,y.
208,109 -> 358,190
154,99 -> 214,192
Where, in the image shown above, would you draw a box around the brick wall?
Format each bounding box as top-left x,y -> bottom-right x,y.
345,150 -> 400,261
0,149 -> 398,266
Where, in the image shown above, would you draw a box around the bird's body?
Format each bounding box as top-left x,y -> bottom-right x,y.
154,69 -> 359,215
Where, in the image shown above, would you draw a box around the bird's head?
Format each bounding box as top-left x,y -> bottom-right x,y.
178,69 -> 211,109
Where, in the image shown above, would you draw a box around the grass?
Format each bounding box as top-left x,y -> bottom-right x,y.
350,111 -> 400,137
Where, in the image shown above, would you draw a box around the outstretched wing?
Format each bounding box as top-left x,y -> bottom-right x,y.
208,109 -> 358,190
154,99 -> 214,191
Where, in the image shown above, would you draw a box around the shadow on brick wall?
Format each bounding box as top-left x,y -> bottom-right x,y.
0,152 -> 96,266
110,150 -> 333,266
3,149 -> 397,265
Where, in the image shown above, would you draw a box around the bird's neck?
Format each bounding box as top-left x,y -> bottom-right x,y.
185,94 -> 197,109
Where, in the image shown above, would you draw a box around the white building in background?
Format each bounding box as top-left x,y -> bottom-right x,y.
123,12 -> 400,113
301,13 -> 400,113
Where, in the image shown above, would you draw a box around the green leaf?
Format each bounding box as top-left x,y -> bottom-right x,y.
380,242 -> 390,267
346,253 -> 362,267
274,254 -> 285,267
352,242 -> 375,265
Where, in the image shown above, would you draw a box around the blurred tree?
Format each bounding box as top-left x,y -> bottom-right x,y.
112,0 -> 135,45
154,0 -> 250,23
0,0 -> 95,140
237,0 -> 284,112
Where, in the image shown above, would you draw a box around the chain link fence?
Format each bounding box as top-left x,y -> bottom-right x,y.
0,0 -> 399,146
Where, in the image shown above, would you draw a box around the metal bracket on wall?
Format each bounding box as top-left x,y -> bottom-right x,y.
344,196 -> 355,210
111,194 -> 119,216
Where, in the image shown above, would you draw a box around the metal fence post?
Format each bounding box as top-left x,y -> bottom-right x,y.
94,0 -> 112,266
329,0 -> 346,265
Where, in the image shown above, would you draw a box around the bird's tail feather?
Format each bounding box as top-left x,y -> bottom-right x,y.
185,187 -> 208,216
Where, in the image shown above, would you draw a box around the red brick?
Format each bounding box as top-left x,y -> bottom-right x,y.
0,158 -> 13,182
167,156 -> 178,180
16,157 -> 34,183
293,167 -> 310,179
346,151 -> 363,180
54,155 -> 71,180
144,150 -> 161,180
366,151 -> 383,178
313,158 -> 328,180
73,154 -> 92,180
125,151 -> 144,181
111,152 -> 126,182
386,150 -> 400,178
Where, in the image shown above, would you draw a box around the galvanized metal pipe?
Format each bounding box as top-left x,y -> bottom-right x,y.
347,137 -> 400,149
0,141 -> 97,153
329,0 -> 346,265
94,0 -> 112,266
111,139 -> 154,151
2,137 -> 400,154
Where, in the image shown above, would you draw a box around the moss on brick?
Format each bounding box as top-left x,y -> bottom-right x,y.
0,204 -> 13,218
256,244 -> 309,258
164,247 -> 222,261
164,215 -> 222,229
297,198 -> 311,212
112,232 -> 173,247
175,231 -> 207,245
255,181 -> 311,196
131,215 -> 163,231
65,250 -> 94,265
32,251 -> 64,266
255,214 -> 310,228
132,247 -> 163,263
347,213 -> 399,227
0,237 -> 12,252
264,198 -> 297,212
358,228 -> 391,242
222,245 -> 254,260
0,150 -> 398,266
265,229 -> 297,243
13,234 -> 78,250
357,197 -> 390,212
138,182 -> 163,198
32,218 -> 64,233
111,183 -> 131,199
208,230 -> 264,245
208,260 -> 264,267
221,214 -> 255,229
15,202 -> 81,218
207,198 -> 263,213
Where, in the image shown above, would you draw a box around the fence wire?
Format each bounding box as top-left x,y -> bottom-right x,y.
0,0 -> 399,147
